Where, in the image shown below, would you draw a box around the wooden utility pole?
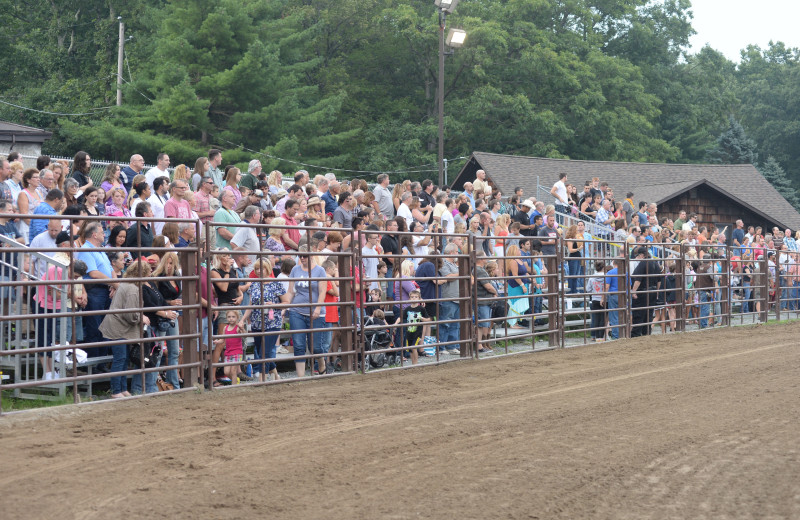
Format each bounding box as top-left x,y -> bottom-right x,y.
117,17 -> 125,106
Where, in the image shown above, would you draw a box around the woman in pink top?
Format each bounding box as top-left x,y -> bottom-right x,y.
223,167 -> 242,206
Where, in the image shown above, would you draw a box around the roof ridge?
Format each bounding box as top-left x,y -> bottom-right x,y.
471,151 -> 755,169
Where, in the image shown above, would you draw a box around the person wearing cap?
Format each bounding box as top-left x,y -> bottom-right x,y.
240,159 -> 261,192
514,199 -> 536,237
305,196 -> 324,224
235,188 -> 265,215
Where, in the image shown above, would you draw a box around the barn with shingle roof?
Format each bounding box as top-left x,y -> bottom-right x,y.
451,152 -> 800,232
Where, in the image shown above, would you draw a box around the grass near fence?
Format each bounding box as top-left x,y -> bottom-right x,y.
1,390 -> 75,412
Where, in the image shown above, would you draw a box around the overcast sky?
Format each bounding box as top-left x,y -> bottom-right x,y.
688,0 -> 800,62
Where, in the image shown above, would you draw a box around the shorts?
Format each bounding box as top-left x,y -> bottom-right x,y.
224,354 -> 243,363
477,305 -> 492,328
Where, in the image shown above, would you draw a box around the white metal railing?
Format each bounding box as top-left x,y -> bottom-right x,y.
19,153 -> 167,185
0,235 -> 71,399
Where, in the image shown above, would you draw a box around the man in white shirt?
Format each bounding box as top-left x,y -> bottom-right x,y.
397,191 -> 413,229
145,153 -> 170,189
550,172 -> 569,214
361,226 -> 381,290
440,198 -> 455,234
29,219 -> 62,279
231,206 -> 262,274
147,176 -> 170,235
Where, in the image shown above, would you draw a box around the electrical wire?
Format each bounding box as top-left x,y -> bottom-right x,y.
114,75 -> 459,176
0,98 -> 114,117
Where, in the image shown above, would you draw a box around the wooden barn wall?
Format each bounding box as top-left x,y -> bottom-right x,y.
659,185 -> 779,231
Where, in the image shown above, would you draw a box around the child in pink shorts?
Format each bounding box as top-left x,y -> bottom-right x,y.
215,309 -> 246,384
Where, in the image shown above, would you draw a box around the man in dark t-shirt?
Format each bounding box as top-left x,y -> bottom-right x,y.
538,214 -> 560,257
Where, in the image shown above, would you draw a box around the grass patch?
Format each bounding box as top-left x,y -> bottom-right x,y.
1,390 -> 75,412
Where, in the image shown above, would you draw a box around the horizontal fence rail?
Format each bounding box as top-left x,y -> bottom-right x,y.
0,214 -> 794,413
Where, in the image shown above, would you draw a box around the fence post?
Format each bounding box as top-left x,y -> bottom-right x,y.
621,245 -> 630,339
723,246 -> 731,327
458,251 -> 473,358
180,245 -> 200,387
559,239 -> 566,349
677,243 -> 686,333
546,251 -> 559,348
337,247 -> 355,372
775,253 -> 782,323
760,253 -> 769,323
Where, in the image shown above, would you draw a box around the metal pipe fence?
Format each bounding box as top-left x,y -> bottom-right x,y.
1,216 -> 795,413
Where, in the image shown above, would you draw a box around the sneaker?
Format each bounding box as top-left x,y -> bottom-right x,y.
447,349 -> 460,356
277,346 -> 290,355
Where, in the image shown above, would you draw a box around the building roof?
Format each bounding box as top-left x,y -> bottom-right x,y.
452,152 -> 800,230
0,120 -> 52,144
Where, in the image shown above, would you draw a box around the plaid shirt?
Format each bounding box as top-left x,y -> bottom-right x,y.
194,190 -> 212,223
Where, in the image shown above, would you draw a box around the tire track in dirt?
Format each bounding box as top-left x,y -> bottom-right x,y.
207,340 -> 796,468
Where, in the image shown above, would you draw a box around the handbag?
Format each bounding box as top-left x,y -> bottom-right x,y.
129,325 -> 161,368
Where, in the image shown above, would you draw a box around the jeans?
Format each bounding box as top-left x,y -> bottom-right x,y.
84,287 -> 111,358
157,320 -> 180,388
792,281 -> 800,311
779,275 -> 790,310
288,310 -> 328,359
607,294 -> 619,339
698,290 -> 710,328
252,327 -> 280,373
590,301 -> 605,339
385,271 -> 395,302
567,258 -> 582,294
393,305 -> 405,352
742,282 -> 751,314
438,300 -> 460,351
131,350 -> 161,395
110,342 -> 128,394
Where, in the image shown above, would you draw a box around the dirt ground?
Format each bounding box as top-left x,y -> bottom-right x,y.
2,322 -> 799,519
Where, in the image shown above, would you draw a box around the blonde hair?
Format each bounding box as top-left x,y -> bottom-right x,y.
496,214 -> 510,228
267,170 -> 282,187
252,257 -> 273,275
152,251 -> 180,277
268,217 -> 286,238
122,259 -> 152,279
173,164 -> 190,181
127,174 -> 146,206
401,259 -> 415,277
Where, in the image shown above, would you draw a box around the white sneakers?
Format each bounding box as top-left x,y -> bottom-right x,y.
43,371 -> 60,381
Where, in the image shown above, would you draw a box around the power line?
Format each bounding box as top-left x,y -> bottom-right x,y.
0,98 -> 115,117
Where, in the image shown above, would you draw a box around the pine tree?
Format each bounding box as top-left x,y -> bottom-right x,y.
758,156 -> 800,210
709,115 -> 758,164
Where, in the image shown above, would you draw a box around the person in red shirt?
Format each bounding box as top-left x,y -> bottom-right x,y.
281,199 -> 300,250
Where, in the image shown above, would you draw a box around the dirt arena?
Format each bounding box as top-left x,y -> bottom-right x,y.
2,322 -> 799,519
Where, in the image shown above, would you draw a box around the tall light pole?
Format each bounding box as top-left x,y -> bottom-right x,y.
117,16 -> 125,106
435,1 -> 466,188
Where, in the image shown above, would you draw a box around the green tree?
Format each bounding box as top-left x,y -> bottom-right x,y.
758,156 -> 800,210
709,115 -> 758,165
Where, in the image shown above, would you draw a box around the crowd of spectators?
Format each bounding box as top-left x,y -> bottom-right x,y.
0,151 -> 792,393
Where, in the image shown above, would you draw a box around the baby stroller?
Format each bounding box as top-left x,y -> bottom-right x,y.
363,315 -> 392,369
